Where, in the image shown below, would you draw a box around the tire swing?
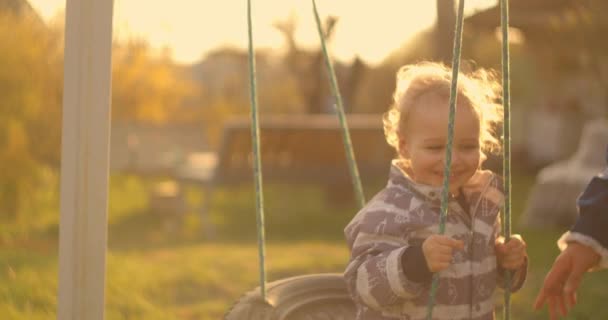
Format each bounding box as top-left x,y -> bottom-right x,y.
225,1 -> 360,319
226,1 -> 516,319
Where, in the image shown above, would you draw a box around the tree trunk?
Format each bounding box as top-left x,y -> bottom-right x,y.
435,0 -> 456,63
277,17 -> 338,114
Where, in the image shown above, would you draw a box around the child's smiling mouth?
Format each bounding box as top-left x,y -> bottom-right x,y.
434,170 -> 466,180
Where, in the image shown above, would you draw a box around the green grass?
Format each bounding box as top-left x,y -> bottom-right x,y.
1,172 -> 608,319
0,242 -> 349,320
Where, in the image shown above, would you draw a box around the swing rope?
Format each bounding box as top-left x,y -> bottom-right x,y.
426,0 -> 466,318
428,0 -> 513,318
247,0 -> 513,316
245,0 -> 368,301
312,0 -> 366,209
246,0 -> 267,301
500,0 -> 513,319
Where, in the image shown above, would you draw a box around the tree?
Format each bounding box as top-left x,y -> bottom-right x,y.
274,15 -> 339,114
111,40 -> 199,124
435,0 -> 456,63
0,11 -> 63,222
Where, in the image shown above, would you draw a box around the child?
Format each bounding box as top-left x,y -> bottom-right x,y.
344,62 -> 528,320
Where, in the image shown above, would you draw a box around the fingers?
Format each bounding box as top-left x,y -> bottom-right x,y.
548,295 -> 569,320
547,297 -> 558,320
500,255 -> 527,270
536,291 -> 569,319
422,235 -> 464,272
557,294 -> 568,317
429,260 -> 451,272
566,290 -> 577,309
433,245 -> 454,255
563,263 -> 585,306
497,236 -> 528,270
495,241 -> 506,254
543,256 -> 571,295
500,248 -> 527,269
434,236 -> 465,250
424,250 -> 455,272
510,234 -> 524,242
453,240 -> 465,250
534,290 -> 548,310
503,234 -> 527,250
534,250 -> 577,317
563,272 -> 583,296
423,235 -> 464,251
559,242 -> 597,309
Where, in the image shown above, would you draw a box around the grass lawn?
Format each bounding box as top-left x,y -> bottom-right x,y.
2,172 -> 608,319
1,242 -> 349,320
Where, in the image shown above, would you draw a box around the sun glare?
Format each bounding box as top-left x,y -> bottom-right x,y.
28,0 -> 498,65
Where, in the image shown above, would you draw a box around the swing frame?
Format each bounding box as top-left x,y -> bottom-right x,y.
56,0 -> 514,318
57,0 -> 114,319
238,0 -> 515,319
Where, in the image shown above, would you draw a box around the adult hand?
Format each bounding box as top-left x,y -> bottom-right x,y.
534,242 -> 600,320
422,235 -> 464,272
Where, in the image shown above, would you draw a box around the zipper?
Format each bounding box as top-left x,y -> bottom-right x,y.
468,175 -> 495,318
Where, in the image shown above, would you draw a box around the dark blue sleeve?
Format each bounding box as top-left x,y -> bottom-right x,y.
571,148 -> 608,249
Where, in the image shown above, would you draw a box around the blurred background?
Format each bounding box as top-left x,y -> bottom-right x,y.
2,0 -> 608,319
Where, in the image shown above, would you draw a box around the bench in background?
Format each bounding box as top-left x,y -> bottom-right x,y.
174,114 -> 394,237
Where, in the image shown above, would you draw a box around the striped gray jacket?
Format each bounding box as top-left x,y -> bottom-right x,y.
344,162 -> 526,320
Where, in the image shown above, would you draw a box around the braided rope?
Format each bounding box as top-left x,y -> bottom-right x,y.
426,0 -> 466,318
500,0 -> 513,319
312,0 -> 366,209
245,1 -> 513,315
246,0 -> 267,301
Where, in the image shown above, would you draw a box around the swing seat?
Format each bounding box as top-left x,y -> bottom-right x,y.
224,273 -> 356,320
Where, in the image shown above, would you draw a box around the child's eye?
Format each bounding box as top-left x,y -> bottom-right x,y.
426,145 -> 444,151
461,144 -> 479,151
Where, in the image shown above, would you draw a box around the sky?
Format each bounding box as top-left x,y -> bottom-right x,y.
28,0 -> 496,65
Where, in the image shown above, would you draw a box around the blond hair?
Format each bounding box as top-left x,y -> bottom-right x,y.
383,62 -> 503,156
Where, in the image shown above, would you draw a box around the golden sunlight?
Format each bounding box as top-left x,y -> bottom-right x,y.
28,0 -> 497,65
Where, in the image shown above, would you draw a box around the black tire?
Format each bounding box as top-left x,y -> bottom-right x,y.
224,273 -> 356,320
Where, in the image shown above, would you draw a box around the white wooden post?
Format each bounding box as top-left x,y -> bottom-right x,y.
57,0 -> 114,319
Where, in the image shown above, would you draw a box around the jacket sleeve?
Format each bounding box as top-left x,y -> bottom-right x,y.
343,208 -> 428,311
560,164 -> 608,269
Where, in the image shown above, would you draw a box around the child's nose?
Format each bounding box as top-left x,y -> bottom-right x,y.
450,150 -> 463,165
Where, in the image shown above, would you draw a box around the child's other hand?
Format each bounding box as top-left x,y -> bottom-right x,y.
495,234 -> 527,270
422,235 -> 465,272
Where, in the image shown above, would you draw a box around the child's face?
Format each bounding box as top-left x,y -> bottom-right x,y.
399,93 -> 482,194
